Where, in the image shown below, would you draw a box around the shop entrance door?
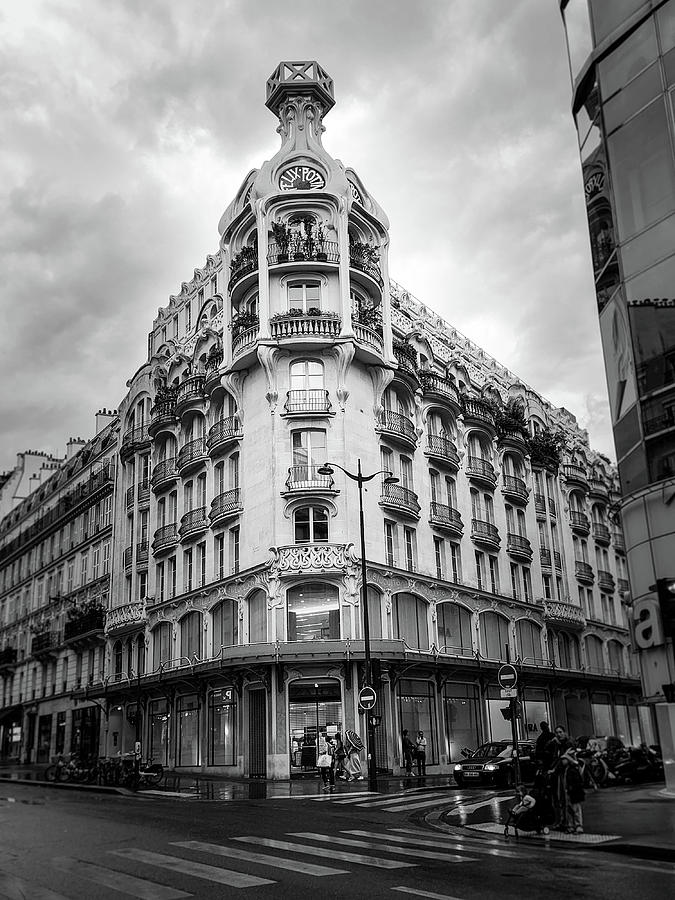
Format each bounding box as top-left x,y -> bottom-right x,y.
289,681 -> 342,776
248,689 -> 266,778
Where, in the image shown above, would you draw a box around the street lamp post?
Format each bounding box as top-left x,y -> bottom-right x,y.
318,459 -> 398,793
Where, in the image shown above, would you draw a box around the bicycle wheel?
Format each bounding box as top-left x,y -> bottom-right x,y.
144,765 -> 164,786
44,765 -> 57,782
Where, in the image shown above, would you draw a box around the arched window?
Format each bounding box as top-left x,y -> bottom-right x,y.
468,433 -> 491,461
607,639 -> 624,673
516,619 -> 543,663
180,612 -> 203,661
392,593 -> 429,650
287,583 -> 339,641
136,634 -> 145,676
152,623 -> 172,669
248,589 -> 267,643
294,506 -> 329,543
557,631 -> 580,669
290,360 -> 324,396
479,611 -> 510,661
113,640 -> 123,676
586,634 -> 604,671
437,603 -> 473,656
213,599 -> 238,651
366,587 -> 383,640
126,639 -> 134,676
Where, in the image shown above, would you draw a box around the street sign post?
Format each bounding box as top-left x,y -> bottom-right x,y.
358,686 -> 377,711
500,688 -> 518,699
498,664 -> 518,690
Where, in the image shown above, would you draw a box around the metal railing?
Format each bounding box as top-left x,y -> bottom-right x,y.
380,483 -> 421,516
540,547 -> 552,567
151,457 -> 178,488
507,533 -> 532,557
285,465 -> 334,491
419,372 -> 460,405
179,507 -> 208,538
349,248 -> 383,286
176,375 -> 206,408
152,524 -> 178,553
471,518 -> 500,545
534,492 -> 546,517
429,502 -> 463,531
592,522 -> 611,544
465,456 -> 496,482
570,510 -> 590,532
209,489 -> 243,524
177,437 -> 208,471
502,475 -> 528,500
269,313 -> 341,340
462,398 -> 496,427
284,389 -> 331,414
425,434 -> 460,467
267,240 -> 339,266
207,417 -> 242,451
575,560 -> 594,582
379,409 -> 417,444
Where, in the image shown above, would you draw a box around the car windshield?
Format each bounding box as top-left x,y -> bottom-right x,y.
473,743 -> 512,758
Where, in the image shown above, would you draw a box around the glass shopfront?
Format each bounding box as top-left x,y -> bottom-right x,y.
177,694 -> 200,766
209,687 -> 236,765
37,714 -> 52,763
397,679 -> 436,765
520,688 -> 550,740
591,692 -> 614,736
149,699 -> 171,765
70,706 -> 100,759
288,680 -> 342,774
442,683 -> 481,760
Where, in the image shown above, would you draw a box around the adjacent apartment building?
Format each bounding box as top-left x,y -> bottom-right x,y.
559,0 -> 675,786
1,61 -> 649,775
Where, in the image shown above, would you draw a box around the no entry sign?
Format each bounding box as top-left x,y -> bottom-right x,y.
359,686 -> 377,710
497,664 -> 518,690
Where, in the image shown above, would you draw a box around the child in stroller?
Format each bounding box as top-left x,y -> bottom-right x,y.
503,773 -> 555,839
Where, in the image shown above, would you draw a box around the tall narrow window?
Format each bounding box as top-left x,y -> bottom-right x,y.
157,562 -> 165,602
475,550 -> 485,591
404,528 -> 416,572
488,556 -> 499,593
384,520 -> 397,567
168,556 -> 177,599
197,542 -> 207,587
450,543 -> 461,583
434,536 -> 445,580
183,548 -> 193,592
215,533 -> 225,580
230,526 -> 240,574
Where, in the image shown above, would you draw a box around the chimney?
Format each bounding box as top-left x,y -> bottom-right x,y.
66,437 -> 86,460
95,408 -> 117,434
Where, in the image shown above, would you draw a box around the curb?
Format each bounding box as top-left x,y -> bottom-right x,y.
0,775 -> 130,796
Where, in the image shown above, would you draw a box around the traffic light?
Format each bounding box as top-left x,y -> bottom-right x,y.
657,577 -> 675,637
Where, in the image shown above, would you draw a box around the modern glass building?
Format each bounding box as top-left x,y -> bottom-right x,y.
560,0 -> 675,783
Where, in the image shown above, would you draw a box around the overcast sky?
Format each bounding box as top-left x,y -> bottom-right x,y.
0,0 -> 611,476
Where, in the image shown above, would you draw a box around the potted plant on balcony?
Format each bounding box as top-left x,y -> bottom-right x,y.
230,310 -> 259,341
527,427 -> 567,472
315,222 -> 327,261
352,303 -> 382,331
494,397 -> 528,440
271,221 -> 290,262
393,338 -> 418,371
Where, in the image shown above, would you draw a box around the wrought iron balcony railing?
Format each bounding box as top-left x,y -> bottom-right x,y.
471,518 -> 500,547
534,492 -> 547,517
207,417 -> 242,456
64,608 -> 105,642
507,533 -> 532,559
136,540 -> 149,569
152,523 -> 179,554
570,510 -> 590,533
209,489 -> 243,526
284,389 -> 331,415
575,560 -> 594,583
0,647 -> 18,667
540,547 -> 552,568
267,240 -> 339,266
419,372 -> 460,405
175,375 -> 206,410
177,437 -> 208,473
462,398 -> 496,428
349,248 -> 383,286
380,483 -> 421,517
598,570 -> 616,592
465,456 -> 496,485
120,425 -> 150,459
592,522 -> 611,545
553,550 -> 562,570
137,480 -> 150,506
612,531 -> 626,553
151,457 -> 178,491
429,502 -> 463,533
425,434 -> 460,468
378,409 -> 417,446
32,631 -> 60,655
562,463 -> 589,488
179,507 -> 208,540
123,546 -> 133,571
502,475 -> 528,503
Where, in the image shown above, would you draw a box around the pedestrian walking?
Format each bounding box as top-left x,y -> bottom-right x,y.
343,730 -> 364,781
316,736 -> 335,792
549,724 -> 577,829
561,749 -> 585,833
333,733 -> 347,780
402,729 -> 415,775
415,731 -> 427,776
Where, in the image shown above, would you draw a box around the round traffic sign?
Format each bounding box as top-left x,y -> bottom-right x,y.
497,664 -> 518,689
358,686 -> 377,710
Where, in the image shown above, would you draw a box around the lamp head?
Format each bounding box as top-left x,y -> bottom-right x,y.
317,464 -> 334,476
383,473 -> 399,485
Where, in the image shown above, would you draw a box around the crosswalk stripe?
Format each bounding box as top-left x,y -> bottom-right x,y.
233,836 -> 413,869
172,841 -> 348,876
109,849 -> 274,888
392,887 -> 466,899
383,797 -> 454,812
289,832 -> 475,863
344,830 -> 524,860
352,791 -> 451,808
51,857 -> 191,899
0,871 -> 71,900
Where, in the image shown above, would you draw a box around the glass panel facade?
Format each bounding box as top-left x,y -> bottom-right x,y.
563,0 -> 594,78
366,588 -> 383,640
516,619 -> 544,663
590,0 -> 649,46
591,692 -> 613,735
287,583 -> 339,641
152,623 -> 172,669
437,603 -> 473,656
208,687 -> 236,765
180,612 -> 202,660
149,699 -> 170,765
177,694 -> 199,766
392,593 -> 429,650
213,600 -> 238,651
479,611 -> 510,661
598,17 -> 658,99
397,679 -> 436,765
248,589 -> 267,643
443,683 -> 481,761
603,62 -> 661,133
288,681 -> 342,774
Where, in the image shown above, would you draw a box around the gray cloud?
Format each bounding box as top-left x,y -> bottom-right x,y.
0,0 -> 614,472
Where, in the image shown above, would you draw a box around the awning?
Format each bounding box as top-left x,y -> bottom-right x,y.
0,704 -> 23,725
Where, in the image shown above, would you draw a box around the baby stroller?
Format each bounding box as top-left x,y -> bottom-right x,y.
503,772 -> 555,839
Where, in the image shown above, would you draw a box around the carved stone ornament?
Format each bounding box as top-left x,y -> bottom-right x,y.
325,343 -> 355,411
257,345 -> 289,413
368,366 -> 395,421
222,370 -> 247,424
276,96 -> 327,152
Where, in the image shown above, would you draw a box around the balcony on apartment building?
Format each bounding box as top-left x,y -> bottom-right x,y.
207,417 -> 243,458
471,518 -> 500,550
177,437 -> 208,475
151,457 -> 179,492
592,522 -> 611,545
465,455 -> 497,488
284,389 -> 332,416
570,510 -> 591,535
179,507 -> 208,541
209,489 -> 243,527
379,482 -> 421,519
575,560 -> 594,584
429,502 -> 463,535
506,533 -> 533,561
377,409 -> 417,449
152,524 -> 179,556
502,475 -> 529,504
425,434 -> 460,470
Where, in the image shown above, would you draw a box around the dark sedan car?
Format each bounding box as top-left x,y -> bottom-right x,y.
453,740 -> 537,788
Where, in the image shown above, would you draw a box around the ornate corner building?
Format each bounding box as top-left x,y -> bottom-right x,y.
0,62 -> 650,775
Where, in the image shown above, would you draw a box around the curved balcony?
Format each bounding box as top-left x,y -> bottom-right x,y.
562,463 -> 589,491
274,542 -> 349,574
501,475 -> 529,504
148,399 -> 178,438
285,465 -> 335,493
540,547 -> 552,569
105,601 -> 146,636
123,546 -> 133,573
267,240 -> 340,267
419,372 -> 460,409
284,389 -> 332,416
592,522 -> 611,545
379,482 -> 421,518
462,398 -> 496,432
207,417 -> 242,457
204,347 -> 224,392
232,324 -> 260,359
543,600 -> 586,630
393,344 -> 419,383
209,489 -> 243,527
151,457 -> 179,492
175,375 -> 206,415
352,322 -> 383,355
228,250 -> 258,293
498,426 -> 529,452
349,247 -> 383,287
471,518 -> 500,549
179,507 -> 208,541
120,425 -> 150,461
376,409 -> 417,449
136,540 -> 149,570
644,408 -> 675,437
589,478 -> 609,500
618,577 -> 630,595
424,434 -> 460,470
152,523 -> 179,556
570,510 -> 590,535
575,560 -> 594,584
32,631 -> 60,657
506,533 -> 533,561
612,531 -> 626,554
269,313 -> 341,341
465,455 -> 497,488
429,502 -> 463,535
598,570 -> 616,592
177,438 -> 208,475
534,492 -> 547,519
